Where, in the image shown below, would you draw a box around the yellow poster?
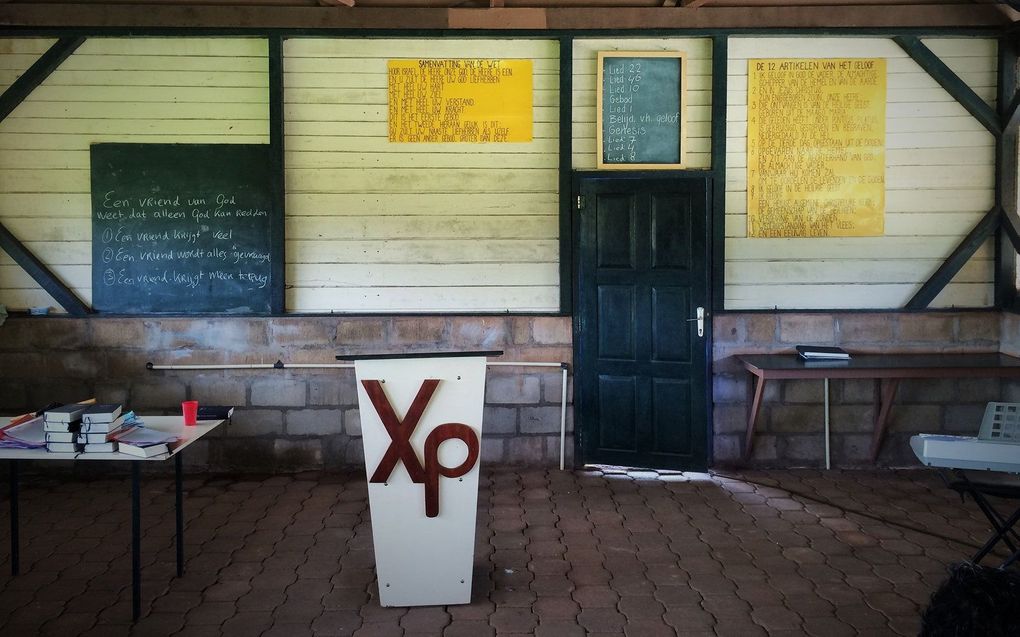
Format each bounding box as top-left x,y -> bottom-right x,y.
388,59 -> 532,143
747,58 -> 886,238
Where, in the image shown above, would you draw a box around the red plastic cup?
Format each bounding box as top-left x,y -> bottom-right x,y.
182,400 -> 199,426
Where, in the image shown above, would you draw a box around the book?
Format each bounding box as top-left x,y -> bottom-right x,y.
43,420 -> 81,433
796,345 -> 851,360
80,415 -> 125,434
82,404 -> 122,424
83,442 -> 118,453
197,405 -> 234,421
44,403 -> 88,423
78,424 -> 134,445
46,431 -> 77,443
116,428 -> 178,458
46,442 -> 83,453
118,442 -> 168,458
801,358 -> 851,368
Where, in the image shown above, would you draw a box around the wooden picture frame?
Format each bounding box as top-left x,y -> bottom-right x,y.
596,51 -> 686,170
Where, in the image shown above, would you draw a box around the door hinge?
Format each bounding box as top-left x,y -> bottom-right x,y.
576,195 -> 585,210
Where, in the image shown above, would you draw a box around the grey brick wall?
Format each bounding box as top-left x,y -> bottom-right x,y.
712,311 -> 1003,469
0,316 -> 573,472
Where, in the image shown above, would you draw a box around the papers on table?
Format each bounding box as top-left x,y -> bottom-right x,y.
0,416 -> 47,449
0,413 -> 181,454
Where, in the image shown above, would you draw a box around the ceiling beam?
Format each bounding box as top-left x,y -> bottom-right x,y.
0,4 -> 1010,30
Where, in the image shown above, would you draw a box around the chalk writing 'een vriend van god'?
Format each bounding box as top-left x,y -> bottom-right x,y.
93,189 -> 273,290
89,143 -> 276,314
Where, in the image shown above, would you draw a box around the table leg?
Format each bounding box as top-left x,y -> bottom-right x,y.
175,453 -> 184,578
823,378 -> 830,470
131,462 -> 141,622
870,378 -> 900,462
743,374 -> 767,462
9,459 -> 19,576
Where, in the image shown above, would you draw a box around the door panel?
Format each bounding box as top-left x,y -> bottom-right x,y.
596,195 -> 636,269
653,378 -> 693,456
597,375 -> 637,450
651,286 -> 690,363
651,193 -> 692,271
576,175 -> 709,471
597,286 -> 637,360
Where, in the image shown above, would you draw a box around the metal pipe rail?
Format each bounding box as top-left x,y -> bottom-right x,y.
147,359 -> 572,469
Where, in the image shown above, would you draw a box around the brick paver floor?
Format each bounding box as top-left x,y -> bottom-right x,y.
0,467 -> 1011,636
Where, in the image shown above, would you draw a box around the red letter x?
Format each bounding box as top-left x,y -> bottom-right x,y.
361,379 -> 440,484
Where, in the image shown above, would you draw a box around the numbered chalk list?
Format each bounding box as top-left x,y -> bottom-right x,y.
387,59 -> 533,143
597,52 -> 685,169
90,144 -> 278,314
747,58 -> 886,238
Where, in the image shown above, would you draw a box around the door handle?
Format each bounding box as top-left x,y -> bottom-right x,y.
686,306 -> 705,337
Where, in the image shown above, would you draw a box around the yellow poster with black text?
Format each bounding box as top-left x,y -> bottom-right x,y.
747,58 -> 886,238
388,59 -> 532,143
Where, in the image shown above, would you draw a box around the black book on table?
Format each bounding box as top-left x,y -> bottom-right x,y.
44,403 -> 88,423
82,403 -> 123,424
795,345 -> 851,360
197,406 -> 234,421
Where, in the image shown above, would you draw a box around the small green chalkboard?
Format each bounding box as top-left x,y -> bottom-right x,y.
90,143 -> 281,314
597,51 -> 686,169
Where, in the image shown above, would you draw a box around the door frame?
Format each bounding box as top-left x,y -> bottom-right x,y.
571,170 -> 716,470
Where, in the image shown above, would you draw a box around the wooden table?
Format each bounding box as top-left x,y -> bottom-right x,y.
737,353 -> 1020,465
0,416 -> 225,620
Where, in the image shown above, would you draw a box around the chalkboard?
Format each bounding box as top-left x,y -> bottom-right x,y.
596,52 -> 686,169
90,143 -> 280,314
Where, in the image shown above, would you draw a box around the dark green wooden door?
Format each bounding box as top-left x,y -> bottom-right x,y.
575,175 -> 710,471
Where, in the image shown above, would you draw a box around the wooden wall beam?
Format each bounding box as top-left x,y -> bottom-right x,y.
996,35 -> 1019,308
710,34 -> 727,314
894,35 -> 1002,136
0,36 -> 91,316
558,36 -> 573,314
0,36 -> 84,122
0,222 -> 91,315
907,206 -> 1002,310
0,5 -> 1010,30
268,35 -> 286,315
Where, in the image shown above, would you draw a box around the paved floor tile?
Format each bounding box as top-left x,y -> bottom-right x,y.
0,467 -> 1005,636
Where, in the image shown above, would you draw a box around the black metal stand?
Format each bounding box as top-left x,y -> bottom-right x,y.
131,462 -> 141,622
175,453 -> 184,577
949,469 -> 1020,568
9,460 -> 19,576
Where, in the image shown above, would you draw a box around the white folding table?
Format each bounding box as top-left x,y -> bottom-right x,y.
1,416 -> 225,620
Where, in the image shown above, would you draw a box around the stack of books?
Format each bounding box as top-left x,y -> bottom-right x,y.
78,404 -> 127,453
43,404 -> 88,453
796,345 -> 851,362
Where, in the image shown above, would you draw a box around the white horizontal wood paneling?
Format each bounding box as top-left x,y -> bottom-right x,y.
0,39 -> 55,93
284,38 -> 560,313
288,286 -> 559,313
0,37 -> 269,312
288,239 -> 558,264
726,37 -> 997,310
571,38 -> 713,170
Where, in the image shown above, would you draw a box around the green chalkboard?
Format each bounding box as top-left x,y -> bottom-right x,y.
597,52 -> 685,169
90,143 -> 281,314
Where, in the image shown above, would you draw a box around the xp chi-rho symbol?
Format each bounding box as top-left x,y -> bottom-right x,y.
361,379 -> 480,518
